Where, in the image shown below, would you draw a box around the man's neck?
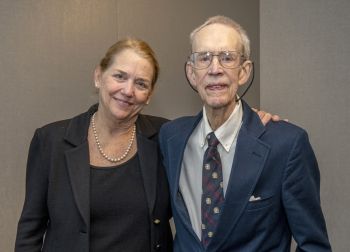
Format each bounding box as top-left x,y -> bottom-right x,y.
205,102 -> 236,131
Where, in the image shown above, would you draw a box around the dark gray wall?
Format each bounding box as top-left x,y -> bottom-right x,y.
261,0 -> 350,250
0,1 -> 259,250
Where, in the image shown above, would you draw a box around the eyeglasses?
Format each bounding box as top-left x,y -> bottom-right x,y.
189,51 -> 244,69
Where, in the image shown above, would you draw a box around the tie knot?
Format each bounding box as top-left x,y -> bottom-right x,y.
207,132 -> 219,147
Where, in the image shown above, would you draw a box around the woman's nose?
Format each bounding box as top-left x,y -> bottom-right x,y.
121,80 -> 134,96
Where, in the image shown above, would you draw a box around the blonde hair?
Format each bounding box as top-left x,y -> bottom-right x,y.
190,15 -> 251,60
99,38 -> 159,88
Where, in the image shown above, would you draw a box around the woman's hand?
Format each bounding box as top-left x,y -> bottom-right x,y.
252,108 -> 288,126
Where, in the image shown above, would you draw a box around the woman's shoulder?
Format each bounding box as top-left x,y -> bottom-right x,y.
37,118 -> 71,135
35,108 -> 91,140
137,114 -> 169,128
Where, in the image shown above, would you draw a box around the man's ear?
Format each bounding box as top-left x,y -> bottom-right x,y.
185,62 -> 198,91
94,67 -> 102,88
238,60 -> 253,86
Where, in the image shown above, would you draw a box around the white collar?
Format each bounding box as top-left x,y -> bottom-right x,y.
200,100 -> 243,152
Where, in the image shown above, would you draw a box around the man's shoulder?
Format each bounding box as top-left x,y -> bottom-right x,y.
161,115 -> 198,133
261,120 -> 311,150
265,120 -> 307,137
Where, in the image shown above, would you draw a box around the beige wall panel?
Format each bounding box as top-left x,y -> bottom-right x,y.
261,0 -> 350,250
0,0 -> 117,250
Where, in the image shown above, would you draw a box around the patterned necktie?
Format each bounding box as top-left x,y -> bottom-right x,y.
201,132 -> 225,247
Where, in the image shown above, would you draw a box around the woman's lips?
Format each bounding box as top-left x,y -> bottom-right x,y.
113,97 -> 133,106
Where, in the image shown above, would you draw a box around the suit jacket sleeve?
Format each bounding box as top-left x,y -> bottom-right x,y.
282,130 -> 331,251
15,129 -> 49,251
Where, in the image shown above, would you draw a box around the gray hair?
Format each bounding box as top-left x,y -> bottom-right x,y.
189,15 -> 251,60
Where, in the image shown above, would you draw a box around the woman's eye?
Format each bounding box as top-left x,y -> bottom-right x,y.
135,80 -> 150,89
113,73 -> 126,81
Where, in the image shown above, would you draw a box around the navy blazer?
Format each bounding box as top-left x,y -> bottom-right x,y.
159,100 -> 331,252
15,104 -> 173,252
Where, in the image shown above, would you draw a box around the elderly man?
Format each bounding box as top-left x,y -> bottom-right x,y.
159,16 -> 331,251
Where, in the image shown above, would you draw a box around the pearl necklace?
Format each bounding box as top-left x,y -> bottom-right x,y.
91,112 -> 136,163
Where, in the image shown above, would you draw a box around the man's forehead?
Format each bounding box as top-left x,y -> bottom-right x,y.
192,24 -> 241,52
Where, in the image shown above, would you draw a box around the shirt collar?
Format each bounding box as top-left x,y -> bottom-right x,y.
199,100 -> 243,152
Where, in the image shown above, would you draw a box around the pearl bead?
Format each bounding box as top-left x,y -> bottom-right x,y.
91,112 -> 136,163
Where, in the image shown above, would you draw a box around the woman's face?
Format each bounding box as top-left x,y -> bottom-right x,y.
95,49 -> 154,122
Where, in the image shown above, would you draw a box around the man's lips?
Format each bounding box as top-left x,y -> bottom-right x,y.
206,83 -> 227,91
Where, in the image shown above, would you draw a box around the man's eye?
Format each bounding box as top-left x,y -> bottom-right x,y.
198,53 -> 211,62
221,54 -> 234,62
221,52 -> 239,62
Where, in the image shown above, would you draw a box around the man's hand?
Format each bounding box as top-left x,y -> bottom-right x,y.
252,108 -> 286,126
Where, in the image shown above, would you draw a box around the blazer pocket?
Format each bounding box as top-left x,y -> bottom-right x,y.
246,194 -> 275,211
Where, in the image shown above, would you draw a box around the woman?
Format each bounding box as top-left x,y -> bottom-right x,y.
15,38 -> 172,251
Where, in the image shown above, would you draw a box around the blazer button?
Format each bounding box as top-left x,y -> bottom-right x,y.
155,244 -> 161,250
153,219 -> 161,225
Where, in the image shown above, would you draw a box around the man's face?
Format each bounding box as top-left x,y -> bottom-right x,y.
187,24 -> 250,113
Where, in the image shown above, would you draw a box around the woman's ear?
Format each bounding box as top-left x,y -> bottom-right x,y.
94,67 -> 102,88
185,62 -> 198,91
238,60 -> 253,86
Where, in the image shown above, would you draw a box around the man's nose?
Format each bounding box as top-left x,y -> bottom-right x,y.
208,55 -> 223,74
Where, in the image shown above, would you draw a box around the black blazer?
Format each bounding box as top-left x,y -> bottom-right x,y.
15,105 -> 173,252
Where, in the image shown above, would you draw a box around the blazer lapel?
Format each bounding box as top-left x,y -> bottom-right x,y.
65,142 -> 90,227
137,133 -> 158,214
166,112 -> 202,199
209,102 -> 271,251
166,113 -> 203,240
135,114 -> 164,215
64,105 -> 96,228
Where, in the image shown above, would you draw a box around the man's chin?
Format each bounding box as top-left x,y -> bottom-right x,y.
204,99 -> 236,111
206,102 -> 228,110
